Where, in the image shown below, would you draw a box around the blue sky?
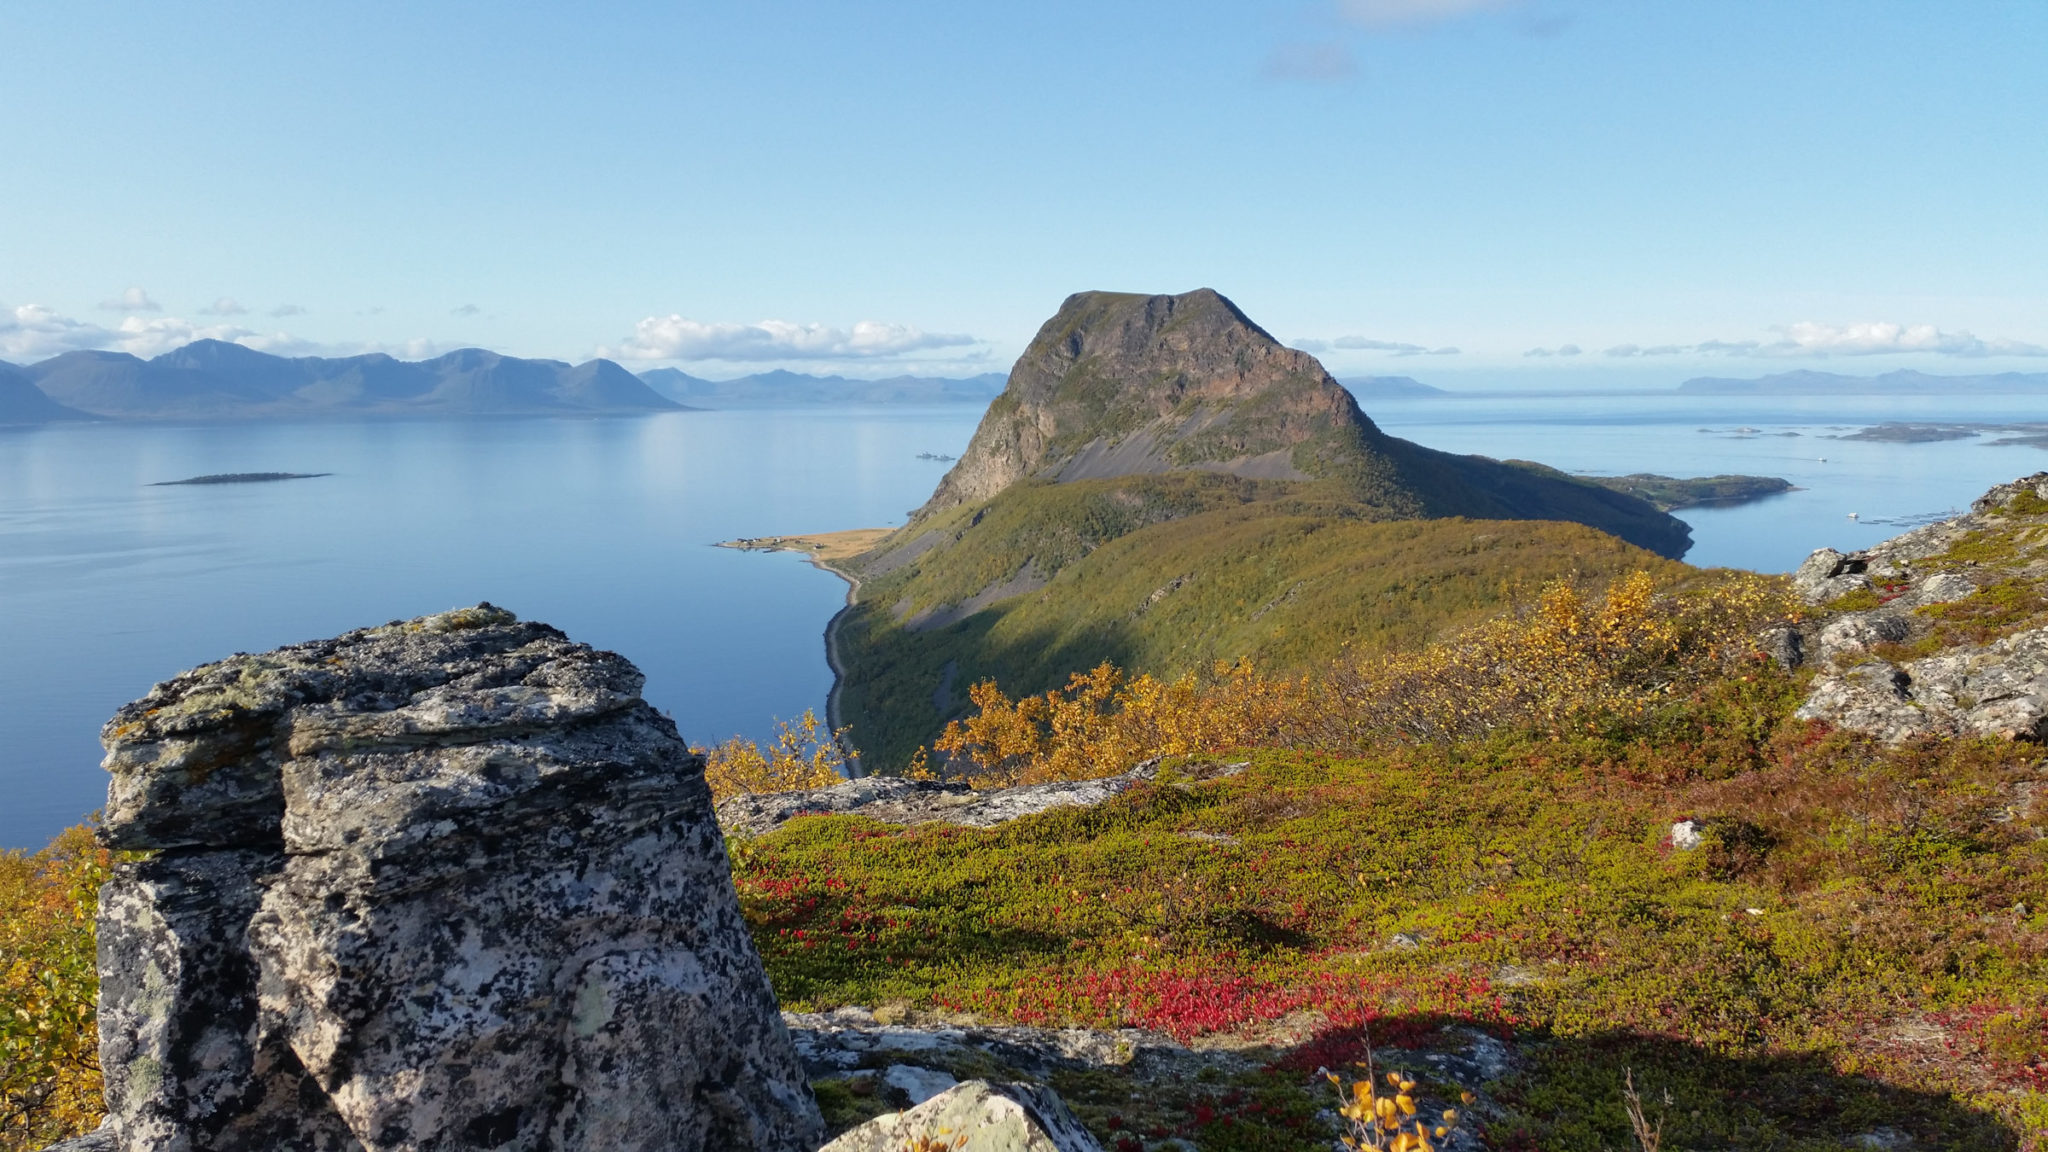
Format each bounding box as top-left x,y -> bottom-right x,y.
2,0 -> 2044,381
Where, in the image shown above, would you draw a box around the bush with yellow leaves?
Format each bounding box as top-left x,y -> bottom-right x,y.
0,825 -> 109,1151
696,710 -> 855,803
930,570 -> 1796,785
1327,1064 -> 1472,1152
933,658 -> 1308,786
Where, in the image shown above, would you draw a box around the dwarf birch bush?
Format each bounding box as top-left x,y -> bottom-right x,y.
697,710 -> 853,802
931,571 -> 1797,783
0,826 -> 109,1151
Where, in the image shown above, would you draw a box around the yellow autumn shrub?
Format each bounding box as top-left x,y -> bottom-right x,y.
932,571 -> 1795,784
935,659 -> 1310,786
0,825 -> 109,1151
697,710 -> 854,803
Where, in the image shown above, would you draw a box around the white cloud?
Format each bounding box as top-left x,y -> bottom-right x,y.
0,302 -> 334,361
1261,42 -> 1356,82
1339,0 -> 1522,29
1,304 -> 118,360
110,315 -> 323,358
451,304 -> 480,317
271,303 -> 307,317
1575,322 -> 2048,361
1767,321 -> 2045,358
1326,335 -> 1461,357
199,296 -> 249,316
602,315 -> 979,363
98,287 -> 161,313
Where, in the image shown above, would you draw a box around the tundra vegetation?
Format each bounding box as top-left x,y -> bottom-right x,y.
7,569 -> 2047,1149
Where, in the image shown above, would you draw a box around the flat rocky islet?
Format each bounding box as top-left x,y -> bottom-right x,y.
1835,420 -> 2048,447
148,471 -> 331,486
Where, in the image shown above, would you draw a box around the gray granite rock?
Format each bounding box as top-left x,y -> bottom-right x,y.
1800,625 -> 2048,743
87,604 -> 822,1152
817,1080 -> 1103,1152
1816,610 -> 1911,666
717,759 -> 1248,838
1791,474 -> 2048,743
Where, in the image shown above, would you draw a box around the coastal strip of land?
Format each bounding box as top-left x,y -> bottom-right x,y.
150,471 -> 332,486
716,529 -> 891,765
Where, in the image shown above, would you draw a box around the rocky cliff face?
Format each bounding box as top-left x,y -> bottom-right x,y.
920,290 -> 1363,513
86,605 -> 822,1152
911,289 -> 1690,558
1790,474 -> 2048,743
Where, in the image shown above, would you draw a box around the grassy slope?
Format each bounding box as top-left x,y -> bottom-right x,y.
839,474 -> 1686,770
737,679 -> 2048,1149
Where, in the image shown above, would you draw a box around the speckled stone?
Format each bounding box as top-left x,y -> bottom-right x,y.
817,1081 -> 1103,1152
87,604 -> 822,1152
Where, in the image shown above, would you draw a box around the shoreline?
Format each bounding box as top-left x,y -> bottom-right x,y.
716,530 -> 888,774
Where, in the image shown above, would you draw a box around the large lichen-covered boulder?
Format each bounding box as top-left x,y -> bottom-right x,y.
818,1081 -> 1103,1152
89,604 -> 823,1152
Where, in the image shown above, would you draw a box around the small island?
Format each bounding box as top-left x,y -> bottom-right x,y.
149,472 -> 332,486
1577,473 -> 1794,511
916,452 -> 957,462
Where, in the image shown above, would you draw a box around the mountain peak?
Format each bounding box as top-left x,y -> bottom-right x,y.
920,288 -> 1374,514
904,288 -> 1691,558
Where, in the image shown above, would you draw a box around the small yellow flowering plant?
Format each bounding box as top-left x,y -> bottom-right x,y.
1324,1058 -> 1473,1152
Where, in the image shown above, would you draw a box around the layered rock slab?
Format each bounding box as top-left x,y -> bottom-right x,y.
89,604 -> 822,1152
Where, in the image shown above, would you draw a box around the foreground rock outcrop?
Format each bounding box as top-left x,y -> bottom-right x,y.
818,1081 -> 1102,1152
1794,474 -> 2048,742
86,605 -> 822,1152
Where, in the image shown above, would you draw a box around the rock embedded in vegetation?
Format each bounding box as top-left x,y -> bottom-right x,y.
717,758 -> 1248,837
1795,474 -> 2048,743
86,604 -> 822,1152
817,1080 -> 1104,1152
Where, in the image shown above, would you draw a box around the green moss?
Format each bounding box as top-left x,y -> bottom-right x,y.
1917,578 -> 2048,646
1824,587 -> 1885,613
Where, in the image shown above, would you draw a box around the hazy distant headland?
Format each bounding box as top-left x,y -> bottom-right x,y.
636,367 -> 1007,408
0,340 -> 683,422
1677,368 -> 2048,394
13,339 -> 2048,427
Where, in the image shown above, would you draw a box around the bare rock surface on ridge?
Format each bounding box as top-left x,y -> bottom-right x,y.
716,759 -> 1249,838
817,1080 -> 1104,1152
86,604 -> 822,1152
1793,473 -> 2048,742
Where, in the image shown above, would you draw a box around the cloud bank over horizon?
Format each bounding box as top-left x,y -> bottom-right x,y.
0,300 -> 447,363
601,315 -> 982,364
1523,321 -> 2047,361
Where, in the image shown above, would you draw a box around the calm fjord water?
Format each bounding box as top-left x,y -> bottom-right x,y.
4,394 -> 2045,848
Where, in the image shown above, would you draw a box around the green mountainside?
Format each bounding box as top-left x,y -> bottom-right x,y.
833,289 -> 1703,769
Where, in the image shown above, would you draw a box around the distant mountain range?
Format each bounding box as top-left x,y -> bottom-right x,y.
0,341 -> 682,422
637,368 -> 1008,408
0,361 -> 91,423
1680,369 -> 2048,394
1336,375 -> 1448,398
